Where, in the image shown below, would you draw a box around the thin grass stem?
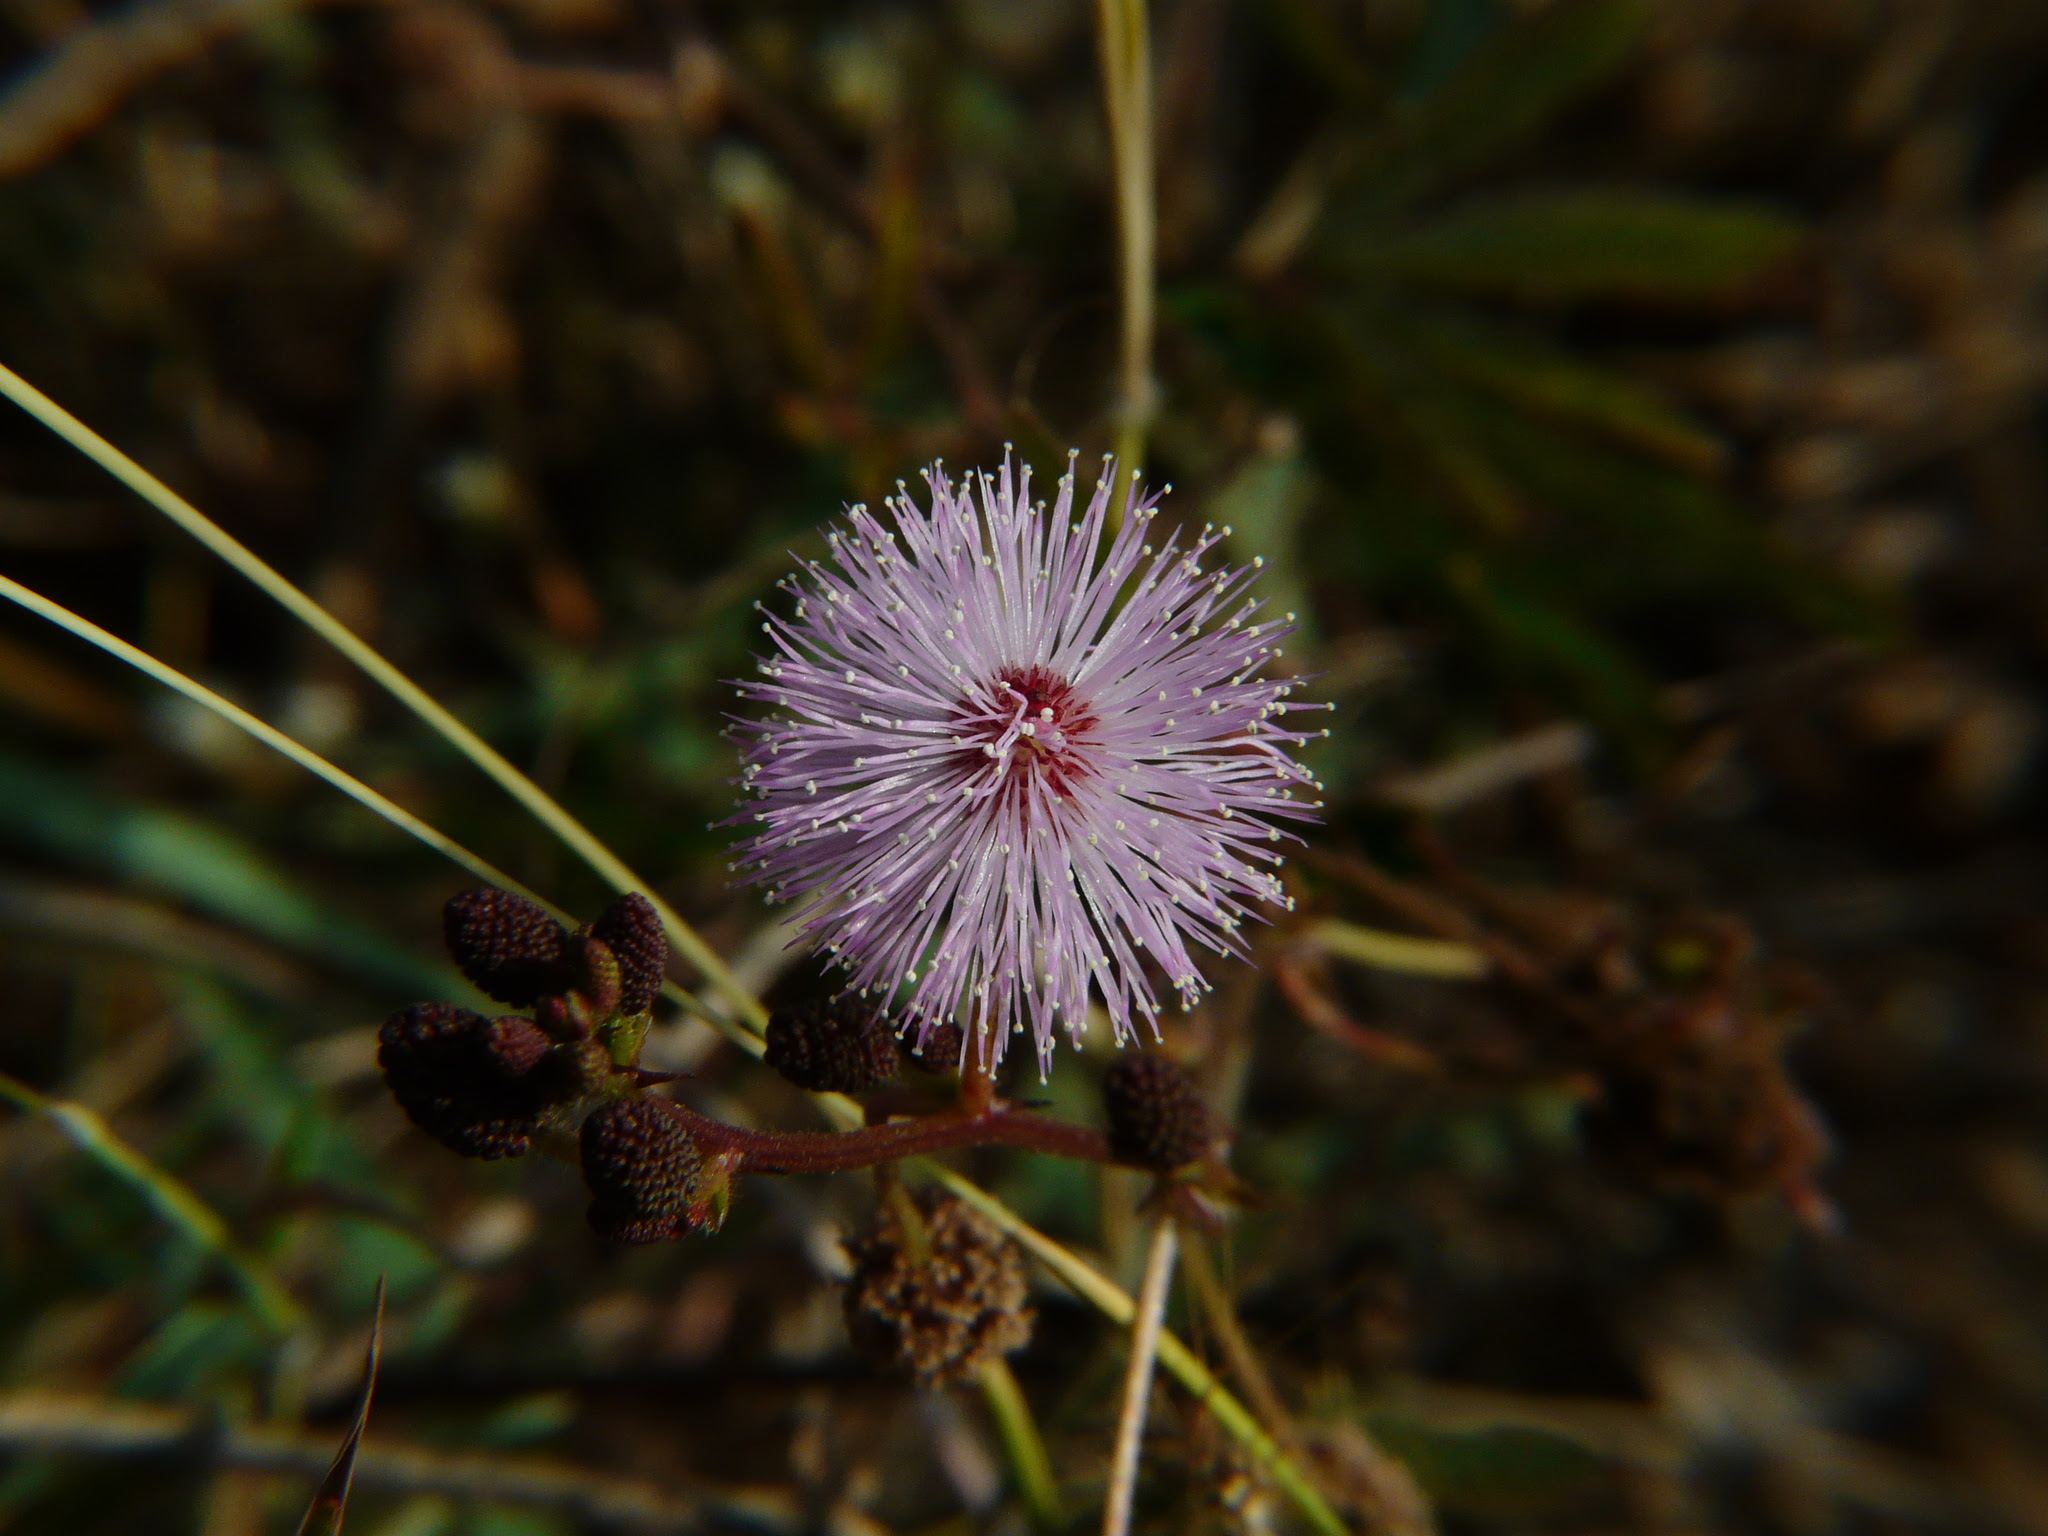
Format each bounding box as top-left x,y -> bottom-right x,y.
1180,1236 -> 1300,1453
923,1164 -> 1350,1536
0,571 -> 732,1032
1306,918 -> 1488,980
0,363 -> 766,1033
977,1356 -> 1066,1531
0,574 -> 535,905
1094,0 -> 1154,528
1103,1215 -> 1176,1536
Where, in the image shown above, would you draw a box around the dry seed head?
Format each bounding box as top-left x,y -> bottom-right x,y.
580,1096 -> 704,1244
589,892 -> 667,1015
842,1190 -> 1033,1384
443,887 -> 574,1006
765,996 -> 901,1094
377,1002 -> 556,1159
1103,1052 -> 1217,1171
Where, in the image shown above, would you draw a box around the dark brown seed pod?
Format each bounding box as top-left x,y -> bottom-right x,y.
589,892 -> 667,1015
1103,1053 -> 1217,1172
577,935 -> 624,1017
580,1096 -> 703,1245
764,996 -> 900,1094
905,1020 -> 966,1074
482,1014 -> 554,1078
443,888 -> 574,1006
843,1190 -> 1033,1384
377,1002 -> 555,1159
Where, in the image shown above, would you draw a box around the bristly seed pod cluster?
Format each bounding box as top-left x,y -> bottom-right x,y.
843,1189 -> 1033,1384
380,888 -> 669,1166
377,1002 -> 562,1159
1103,1052 -> 1219,1172
764,996 -> 901,1094
581,1096 -> 718,1243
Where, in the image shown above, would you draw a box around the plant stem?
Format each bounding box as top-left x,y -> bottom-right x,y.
1179,1237 -> 1299,1454
1103,1216 -> 1177,1536
661,1097 -> 1113,1175
1095,0 -> 1154,528
978,1357 -> 1067,1531
925,1164 -> 1350,1536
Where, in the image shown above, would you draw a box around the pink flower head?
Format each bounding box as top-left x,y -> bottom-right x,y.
729,454 -> 1325,1072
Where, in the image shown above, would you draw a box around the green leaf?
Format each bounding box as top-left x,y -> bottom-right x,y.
1361,0 -> 1649,208
1366,1414 -> 1608,1518
1210,445 -> 1319,639
1361,189 -> 1804,301
1391,308 -> 1725,470
172,976 -> 385,1196
117,1302 -> 264,1399
0,749 -> 451,995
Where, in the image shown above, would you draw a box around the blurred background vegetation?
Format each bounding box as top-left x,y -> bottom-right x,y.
0,0 -> 2044,1531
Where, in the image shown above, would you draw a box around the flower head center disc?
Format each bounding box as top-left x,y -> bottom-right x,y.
961,664 -> 1099,793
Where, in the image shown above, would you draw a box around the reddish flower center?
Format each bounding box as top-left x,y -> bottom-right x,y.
960,665 -> 1099,794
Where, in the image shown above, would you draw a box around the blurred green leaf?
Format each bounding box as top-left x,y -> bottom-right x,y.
1366,1414 -> 1609,1517
0,1071 -> 306,1333
0,750 -> 451,996
1361,0 -> 1649,209
1446,556 -> 1663,753
1356,189 -> 1804,301
474,1391 -> 578,1448
315,1215 -> 442,1313
173,976 -> 385,1197
1392,307 -> 1725,470
1211,445 -> 1318,638
117,1302 -> 263,1399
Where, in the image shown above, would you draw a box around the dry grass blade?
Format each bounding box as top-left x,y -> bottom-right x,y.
1095,0 -> 1155,523
0,362 -> 767,1032
0,569 -> 732,1032
1303,919 -> 1489,980
1103,1216 -> 1177,1536
0,572 -> 536,906
0,1072 -> 303,1333
925,1164 -> 1351,1536
294,1276 -> 385,1536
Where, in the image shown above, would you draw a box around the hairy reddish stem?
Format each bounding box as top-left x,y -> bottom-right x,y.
656,1097 -> 1113,1175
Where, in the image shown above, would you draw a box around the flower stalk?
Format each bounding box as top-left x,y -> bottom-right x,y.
660,1094 -> 1113,1175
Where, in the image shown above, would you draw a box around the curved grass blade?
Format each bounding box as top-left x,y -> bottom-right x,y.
0,572 -> 534,908
294,1276 -> 385,1536
0,1072 -> 304,1334
0,362 -> 766,1032
977,1357 -> 1066,1531
0,572 -> 724,1027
